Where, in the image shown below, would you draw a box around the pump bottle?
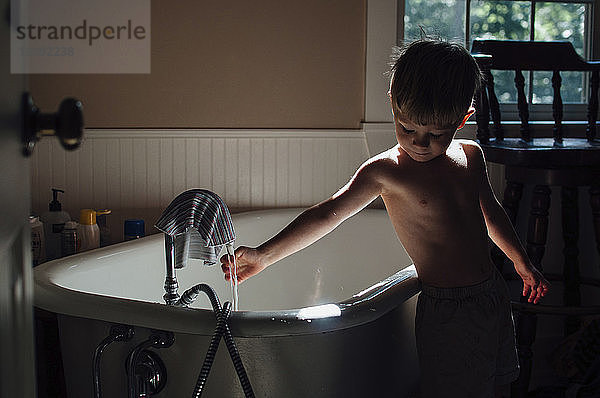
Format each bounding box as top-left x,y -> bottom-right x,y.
40,188 -> 71,260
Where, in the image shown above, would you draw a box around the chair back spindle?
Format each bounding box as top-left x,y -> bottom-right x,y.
471,40 -> 599,148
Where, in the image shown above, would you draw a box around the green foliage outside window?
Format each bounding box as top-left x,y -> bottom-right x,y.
404,0 -> 589,104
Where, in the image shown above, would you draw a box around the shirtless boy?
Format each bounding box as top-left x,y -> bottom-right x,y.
221,39 -> 550,397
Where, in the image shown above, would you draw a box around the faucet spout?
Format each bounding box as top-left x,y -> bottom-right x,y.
156,189 -> 236,306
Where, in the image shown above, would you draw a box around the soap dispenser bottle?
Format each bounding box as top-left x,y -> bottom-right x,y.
40,188 -> 71,260
77,209 -> 111,252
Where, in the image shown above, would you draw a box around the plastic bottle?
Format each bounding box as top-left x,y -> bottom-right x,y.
29,215 -> 45,266
96,210 -> 112,247
77,209 -> 111,252
124,219 -> 145,241
61,221 -> 78,257
40,188 -> 71,261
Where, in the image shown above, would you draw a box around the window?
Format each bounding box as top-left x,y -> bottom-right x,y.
402,0 -> 598,120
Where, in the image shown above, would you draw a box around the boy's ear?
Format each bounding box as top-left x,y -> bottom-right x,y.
456,108 -> 475,130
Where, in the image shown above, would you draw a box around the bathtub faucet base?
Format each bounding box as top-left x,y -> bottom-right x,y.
162,234 -> 180,305
163,276 -> 179,306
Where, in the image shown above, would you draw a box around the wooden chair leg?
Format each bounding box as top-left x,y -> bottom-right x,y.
504,182 -> 524,226
590,185 -> 600,259
512,185 -> 551,398
562,186 -> 581,336
491,181 -> 524,273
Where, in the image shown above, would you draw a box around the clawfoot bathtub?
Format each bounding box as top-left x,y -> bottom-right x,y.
34,208 -> 420,397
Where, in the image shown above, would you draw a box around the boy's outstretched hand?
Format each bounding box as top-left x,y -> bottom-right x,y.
220,246 -> 266,283
515,264 -> 550,304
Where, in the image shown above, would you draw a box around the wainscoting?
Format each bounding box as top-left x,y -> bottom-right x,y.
30,128 -> 372,230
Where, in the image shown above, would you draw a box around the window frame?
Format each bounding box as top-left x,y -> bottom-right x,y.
397,0 -> 600,123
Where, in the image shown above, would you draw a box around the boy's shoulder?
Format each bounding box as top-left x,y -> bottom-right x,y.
362,146 -> 401,166
352,147 -> 404,183
452,139 -> 488,177
454,139 -> 485,161
454,138 -> 481,151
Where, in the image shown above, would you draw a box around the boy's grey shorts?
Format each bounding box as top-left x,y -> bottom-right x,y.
416,267 -> 520,398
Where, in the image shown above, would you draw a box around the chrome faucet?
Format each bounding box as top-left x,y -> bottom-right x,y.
155,189 -> 236,306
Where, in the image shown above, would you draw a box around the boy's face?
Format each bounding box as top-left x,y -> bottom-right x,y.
391,104 -> 474,163
393,114 -> 457,163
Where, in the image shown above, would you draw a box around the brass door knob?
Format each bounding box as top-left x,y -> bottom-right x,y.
22,92 -> 84,156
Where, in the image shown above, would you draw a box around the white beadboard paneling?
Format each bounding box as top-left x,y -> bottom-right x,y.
133,138 -> 148,209
312,139 -> 326,200
224,138 -> 238,206
250,138 -> 264,208
146,139 -> 161,209
275,139 -> 289,207
105,139 -> 121,212
263,138 -> 276,207
51,140 -> 67,202
198,138 -> 212,190
238,139 -> 251,207
92,139 -> 107,208
325,138 -> 341,195
172,139 -> 187,199
159,139 -> 173,208
66,145 -> 80,214
119,139 -> 134,209
79,139 -> 95,210
185,138 -> 199,189
288,138 -> 302,206
300,139 -> 313,204
211,138 -> 226,201
30,128 -> 369,217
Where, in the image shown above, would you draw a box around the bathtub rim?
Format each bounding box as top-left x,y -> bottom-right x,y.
34,208 -> 421,337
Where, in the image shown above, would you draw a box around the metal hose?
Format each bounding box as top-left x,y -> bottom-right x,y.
185,284 -> 254,398
192,302 -> 231,396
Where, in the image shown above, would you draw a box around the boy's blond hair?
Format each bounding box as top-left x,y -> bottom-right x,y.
390,38 -> 483,128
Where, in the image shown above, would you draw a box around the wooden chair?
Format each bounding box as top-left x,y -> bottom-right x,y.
471,40 -> 600,397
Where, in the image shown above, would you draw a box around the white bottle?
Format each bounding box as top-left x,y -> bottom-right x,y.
77,209 -> 100,252
29,215 -> 45,266
40,188 -> 71,261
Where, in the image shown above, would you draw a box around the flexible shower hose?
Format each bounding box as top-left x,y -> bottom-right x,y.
179,283 -> 254,398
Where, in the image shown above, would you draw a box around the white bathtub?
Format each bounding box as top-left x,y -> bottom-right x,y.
34,208 -> 420,397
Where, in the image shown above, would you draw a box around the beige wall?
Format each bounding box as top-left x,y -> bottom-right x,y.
29,0 -> 366,129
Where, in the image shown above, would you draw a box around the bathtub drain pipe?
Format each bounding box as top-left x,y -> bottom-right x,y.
126,330 -> 175,398
181,283 -> 254,398
93,324 -> 135,398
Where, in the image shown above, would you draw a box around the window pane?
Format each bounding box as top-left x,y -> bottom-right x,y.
533,2 -> 588,103
470,1 -> 531,42
534,2 -> 586,55
531,71 -> 585,104
470,1 -> 531,103
404,0 -> 466,43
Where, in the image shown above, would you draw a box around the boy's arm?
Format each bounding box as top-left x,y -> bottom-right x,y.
222,157 -> 385,282
471,142 -> 550,304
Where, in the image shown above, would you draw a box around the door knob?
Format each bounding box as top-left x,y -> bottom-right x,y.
22,92 -> 84,156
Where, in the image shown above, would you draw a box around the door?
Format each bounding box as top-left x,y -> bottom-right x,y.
0,0 -> 36,396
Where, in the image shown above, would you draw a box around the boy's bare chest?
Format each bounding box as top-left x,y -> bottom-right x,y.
385,156 -> 476,202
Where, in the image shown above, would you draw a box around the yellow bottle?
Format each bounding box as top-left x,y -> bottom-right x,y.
77,209 -> 111,252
